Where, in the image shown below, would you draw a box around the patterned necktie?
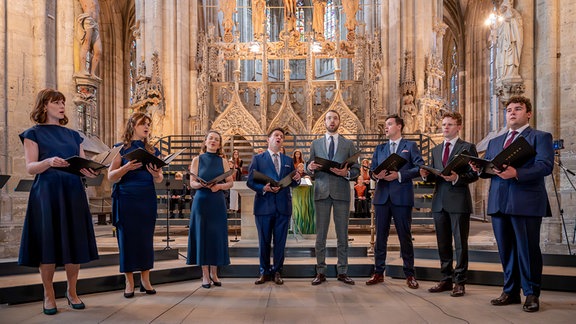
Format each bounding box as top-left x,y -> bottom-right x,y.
442,142 -> 451,167
390,142 -> 396,155
328,136 -> 335,160
273,153 -> 280,175
503,130 -> 518,149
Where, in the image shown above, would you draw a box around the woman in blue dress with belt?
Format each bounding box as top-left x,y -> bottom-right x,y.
108,112 -> 163,298
187,130 -> 233,288
19,89 -> 99,315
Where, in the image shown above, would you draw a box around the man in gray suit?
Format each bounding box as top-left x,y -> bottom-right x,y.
419,112 -> 478,297
307,110 -> 360,285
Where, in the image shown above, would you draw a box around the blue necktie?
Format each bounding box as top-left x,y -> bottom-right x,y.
328,136 -> 335,160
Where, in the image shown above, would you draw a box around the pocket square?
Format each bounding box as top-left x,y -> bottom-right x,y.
401,149 -> 409,153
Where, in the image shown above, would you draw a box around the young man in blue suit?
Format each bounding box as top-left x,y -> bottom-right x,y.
247,127 -> 301,285
307,110 -> 360,285
420,112 -> 479,297
471,96 -> 554,312
366,114 -> 424,289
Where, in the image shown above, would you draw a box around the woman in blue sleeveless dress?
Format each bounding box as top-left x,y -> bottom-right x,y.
187,130 -> 233,288
108,112 -> 163,298
19,89 -> 99,315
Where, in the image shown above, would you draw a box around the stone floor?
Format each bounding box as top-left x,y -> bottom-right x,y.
1,278 -> 575,323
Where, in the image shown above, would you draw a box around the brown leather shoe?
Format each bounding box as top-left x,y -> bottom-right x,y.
311,273 -> 326,286
406,276 -> 419,289
523,295 -> 539,312
274,272 -> 284,285
428,281 -> 453,293
337,274 -> 355,285
365,273 -> 384,285
450,284 -> 465,297
254,274 -> 270,285
490,292 -> 521,306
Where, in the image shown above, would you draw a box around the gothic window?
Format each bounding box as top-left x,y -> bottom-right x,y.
325,0 -> 336,41
129,38 -> 137,105
449,44 -> 458,110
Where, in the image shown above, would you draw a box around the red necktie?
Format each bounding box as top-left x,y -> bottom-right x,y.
442,142 -> 451,167
503,130 -> 518,149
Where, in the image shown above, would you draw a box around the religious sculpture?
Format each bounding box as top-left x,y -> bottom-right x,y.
342,0 -> 359,39
220,0 -> 236,42
284,0 -> 297,33
77,0 -> 102,78
496,0 -> 523,82
252,0 -> 266,40
401,92 -> 417,134
312,0 -> 327,40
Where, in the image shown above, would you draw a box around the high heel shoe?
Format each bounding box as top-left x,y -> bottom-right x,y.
42,298 -> 57,315
210,275 -> 222,287
124,287 -> 135,298
201,282 -> 211,289
65,292 -> 85,310
139,282 -> 157,295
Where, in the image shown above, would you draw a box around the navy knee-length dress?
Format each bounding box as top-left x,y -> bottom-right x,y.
18,125 -> 99,267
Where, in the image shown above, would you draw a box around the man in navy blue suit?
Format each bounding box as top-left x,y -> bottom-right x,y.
472,96 -> 554,312
366,114 -> 424,289
247,127 -> 301,285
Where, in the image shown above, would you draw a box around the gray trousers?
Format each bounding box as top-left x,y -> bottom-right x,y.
314,197 -> 350,275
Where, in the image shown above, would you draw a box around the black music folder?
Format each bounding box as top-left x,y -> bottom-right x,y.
463,136 -> 536,174
61,145 -> 123,176
419,150 -> 472,177
372,153 -> 408,175
0,175 -> 9,189
252,170 -> 297,188
314,151 -> 361,173
189,169 -> 234,186
123,148 -> 186,169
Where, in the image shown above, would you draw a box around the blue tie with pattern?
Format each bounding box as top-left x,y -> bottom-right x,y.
328,136 -> 335,160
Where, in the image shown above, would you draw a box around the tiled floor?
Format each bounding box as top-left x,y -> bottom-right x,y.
1,278 -> 575,323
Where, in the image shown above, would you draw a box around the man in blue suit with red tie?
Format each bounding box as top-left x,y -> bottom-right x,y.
473,96 -> 554,312
247,127 -> 301,285
366,114 -> 424,289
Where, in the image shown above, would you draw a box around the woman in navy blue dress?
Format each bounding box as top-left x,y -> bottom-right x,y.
19,89 -> 99,315
187,130 -> 233,288
108,112 -> 163,298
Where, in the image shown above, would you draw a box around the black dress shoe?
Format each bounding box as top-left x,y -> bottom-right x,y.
140,282 -> 157,294
311,273 -> 326,286
406,276 -> 419,289
428,281 -> 453,293
490,292 -> 521,306
210,275 -> 222,287
450,284 -> 465,297
523,295 -> 539,312
124,291 -> 135,298
274,272 -> 284,285
337,274 -> 355,285
65,293 -> 86,309
365,273 -> 384,285
254,274 -> 270,285
201,282 -> 211,289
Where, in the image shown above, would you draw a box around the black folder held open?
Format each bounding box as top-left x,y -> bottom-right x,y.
372,153 -> 408,175
123,148 -> 186,169
314,151 -> 361,174
462,136 -> 536,174
60,145 -> 123,176
252,170 -> 297,188
419,150 -> 472,177
189,169 -> 235,186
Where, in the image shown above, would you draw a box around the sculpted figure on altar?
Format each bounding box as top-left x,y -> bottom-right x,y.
312,0 -> 327,40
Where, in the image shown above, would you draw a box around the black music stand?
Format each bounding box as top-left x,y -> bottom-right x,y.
155,177 -> 183,250
15,179 -> 34,192
85,174 -> 104,187
0,175 -> 10,189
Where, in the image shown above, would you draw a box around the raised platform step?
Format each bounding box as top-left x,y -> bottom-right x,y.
2,248 -> 575,305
